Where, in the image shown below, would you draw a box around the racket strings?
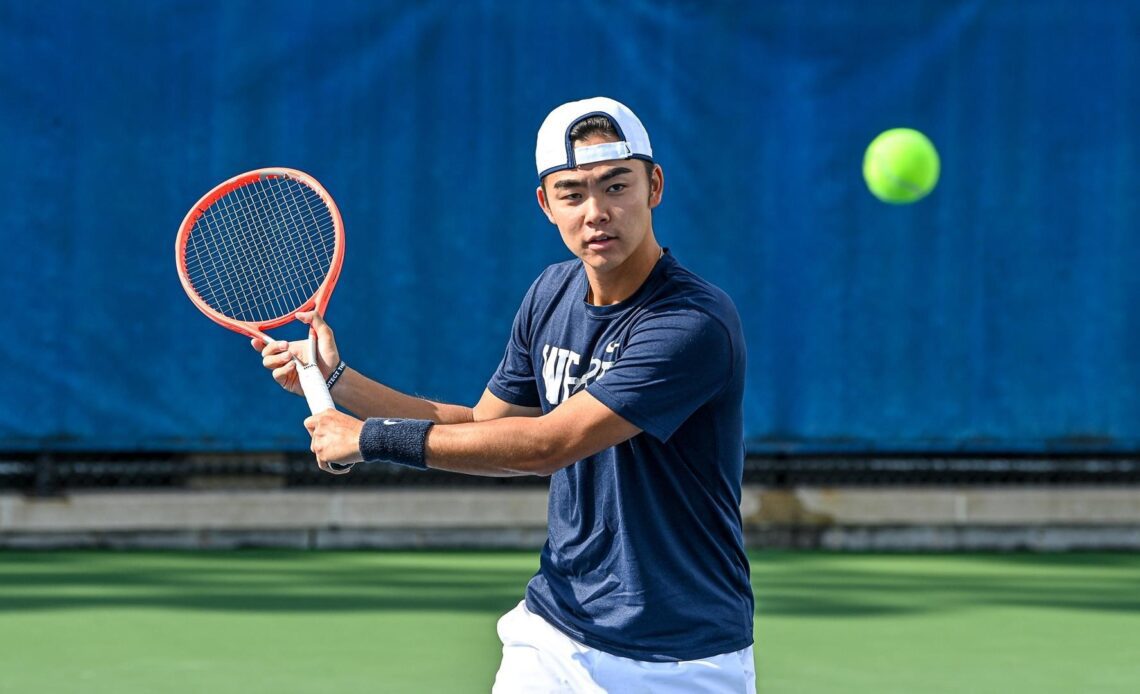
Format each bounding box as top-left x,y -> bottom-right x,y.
184,177 -> 337,323
186,178 -> 333,321
189,194 -> 288,321
256,180 -> 334,306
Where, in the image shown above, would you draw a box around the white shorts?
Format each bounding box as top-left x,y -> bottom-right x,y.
491,601 -> 756,694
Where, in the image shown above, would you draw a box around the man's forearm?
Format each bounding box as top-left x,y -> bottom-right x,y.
420,392 -> 640,478
423,416 -> 570,477
332,367 -> 474,424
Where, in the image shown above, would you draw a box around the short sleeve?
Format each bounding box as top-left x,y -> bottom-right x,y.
487,280 -> 542,407
587,308 -> 733,441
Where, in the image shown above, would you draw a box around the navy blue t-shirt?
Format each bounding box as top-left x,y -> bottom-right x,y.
487,250 -> 753,662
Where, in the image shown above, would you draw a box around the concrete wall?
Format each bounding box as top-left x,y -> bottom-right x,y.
4,486 -> 1140,550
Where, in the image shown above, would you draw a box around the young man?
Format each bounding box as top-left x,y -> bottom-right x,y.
255,97 -> 755,692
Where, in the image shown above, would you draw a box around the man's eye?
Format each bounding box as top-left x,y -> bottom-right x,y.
608,184 -> 627,193
562,193 -> 582,201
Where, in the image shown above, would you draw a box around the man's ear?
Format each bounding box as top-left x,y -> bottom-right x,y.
648,165 -> 664,209
536,185 -> 556,224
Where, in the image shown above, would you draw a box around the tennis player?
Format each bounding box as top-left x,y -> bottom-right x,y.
255,97 -> 755,692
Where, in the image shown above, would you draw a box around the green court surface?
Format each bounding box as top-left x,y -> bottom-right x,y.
1,551 -> 1137,693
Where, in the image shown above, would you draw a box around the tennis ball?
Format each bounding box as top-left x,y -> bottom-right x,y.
862,128 -> 940,204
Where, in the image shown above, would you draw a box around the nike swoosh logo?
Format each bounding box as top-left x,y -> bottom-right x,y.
382,419 -> 401,426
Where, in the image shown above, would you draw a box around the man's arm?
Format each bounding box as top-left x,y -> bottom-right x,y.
426,390 -> 638,476
304,389 -> 638,477
255,312 -> 537,425
326,367 -> 474,423
331,379 -> 541,424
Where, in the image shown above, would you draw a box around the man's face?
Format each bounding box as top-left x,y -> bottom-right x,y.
537,134 -> 663,275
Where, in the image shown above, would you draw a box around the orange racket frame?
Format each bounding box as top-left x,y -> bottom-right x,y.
175,167 -> 350,463
175,167 -> 346,343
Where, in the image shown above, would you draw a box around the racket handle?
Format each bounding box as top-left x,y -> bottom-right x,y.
297,361 -> 335,413
297,363 -> 353,472
299,329 -> 353,473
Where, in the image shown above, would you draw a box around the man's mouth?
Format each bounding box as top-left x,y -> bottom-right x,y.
586,234 -> 616,248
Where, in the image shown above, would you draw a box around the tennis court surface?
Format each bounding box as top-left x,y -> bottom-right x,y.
1,550 -> 1136,693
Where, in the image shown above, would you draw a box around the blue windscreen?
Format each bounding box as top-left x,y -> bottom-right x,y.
2,0 -> 1137,453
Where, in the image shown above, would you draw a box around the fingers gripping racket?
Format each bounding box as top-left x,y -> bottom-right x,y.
175,167 -> 345,418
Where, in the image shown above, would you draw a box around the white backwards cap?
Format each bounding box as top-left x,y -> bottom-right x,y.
535,97 -> 653,179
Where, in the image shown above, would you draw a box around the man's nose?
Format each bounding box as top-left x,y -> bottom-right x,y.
584,195 -> 609,225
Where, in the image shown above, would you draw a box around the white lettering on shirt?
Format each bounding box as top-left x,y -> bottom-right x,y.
541,343 -> 616,405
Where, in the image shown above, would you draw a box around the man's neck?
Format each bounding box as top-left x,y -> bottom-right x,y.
585,241 -> 664,306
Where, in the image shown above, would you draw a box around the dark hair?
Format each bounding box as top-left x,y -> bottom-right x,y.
568,115 -> 622,145
568,116 -> 656,180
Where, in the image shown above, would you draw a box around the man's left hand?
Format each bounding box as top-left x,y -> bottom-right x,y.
304,410 -> 366,474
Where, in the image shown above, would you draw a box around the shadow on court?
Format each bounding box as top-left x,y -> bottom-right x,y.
0,550 -> 1138,617
751,551 -> 1140,617
0,550 -> 536,615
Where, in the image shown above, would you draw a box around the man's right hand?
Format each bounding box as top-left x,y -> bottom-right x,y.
251,311 -> 342,397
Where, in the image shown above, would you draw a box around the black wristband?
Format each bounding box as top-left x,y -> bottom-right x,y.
358,418 -> 434,470
326,360 -> 347,390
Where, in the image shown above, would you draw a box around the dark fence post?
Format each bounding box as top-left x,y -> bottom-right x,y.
33,452 -> 62,497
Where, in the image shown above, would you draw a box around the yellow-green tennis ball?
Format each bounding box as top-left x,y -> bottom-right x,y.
863,128 -> 940,204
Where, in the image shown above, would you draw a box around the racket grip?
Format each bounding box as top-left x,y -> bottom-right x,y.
298,363 -> 353,473
297,362 -> 335,414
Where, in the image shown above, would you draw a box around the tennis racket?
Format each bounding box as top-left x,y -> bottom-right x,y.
175,168 -> 348,452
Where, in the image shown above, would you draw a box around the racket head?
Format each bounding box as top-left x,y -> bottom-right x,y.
175,168 -> 345,340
